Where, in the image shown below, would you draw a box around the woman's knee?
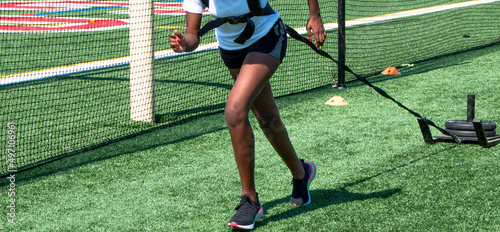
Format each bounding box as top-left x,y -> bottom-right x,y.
225,102 -> 249,129
256,108 -> 285,134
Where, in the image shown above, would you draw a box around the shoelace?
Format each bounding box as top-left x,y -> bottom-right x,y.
234,195 -> 255,210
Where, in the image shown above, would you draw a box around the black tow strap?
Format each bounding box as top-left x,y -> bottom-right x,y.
283,24 -> 461,143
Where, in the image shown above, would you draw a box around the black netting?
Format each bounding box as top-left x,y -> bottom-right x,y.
1,0 -> 498,176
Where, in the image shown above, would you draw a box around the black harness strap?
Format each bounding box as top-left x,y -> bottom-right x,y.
201,0 -> 208,8
283,24 -> 461,143
197,0 -> 274,44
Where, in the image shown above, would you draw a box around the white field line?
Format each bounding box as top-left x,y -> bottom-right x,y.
299,0 -> 500,33
0,43 -> 219,85
1,0 -> 498,85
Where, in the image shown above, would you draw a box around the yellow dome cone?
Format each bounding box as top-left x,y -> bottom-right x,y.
325,96 -> 348,106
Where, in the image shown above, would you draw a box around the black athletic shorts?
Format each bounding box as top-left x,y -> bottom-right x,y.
219,18 -> 287,69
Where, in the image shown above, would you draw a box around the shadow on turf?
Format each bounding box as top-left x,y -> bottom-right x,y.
258,188 -> 401,227
345,41 -> 499,88
0,126 -> 228,185
257,145 -> 458,227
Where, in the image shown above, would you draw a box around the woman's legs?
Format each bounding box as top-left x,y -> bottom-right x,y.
225,52 -> 304,202
250,82 -> 305,181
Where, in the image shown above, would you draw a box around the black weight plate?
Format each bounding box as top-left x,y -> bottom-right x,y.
446,129 -> 497,137
445,120 -> 497,131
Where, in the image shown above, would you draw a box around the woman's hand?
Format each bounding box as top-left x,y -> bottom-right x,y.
170,29 -> 187,53
306,15 -> 326,48
169,12 -> 203,53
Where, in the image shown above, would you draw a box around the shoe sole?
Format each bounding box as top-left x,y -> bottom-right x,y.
228,206 -> 263,230
302,162 -> 316,206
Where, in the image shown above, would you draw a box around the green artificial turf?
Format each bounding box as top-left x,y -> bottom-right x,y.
1,42 -> 498,231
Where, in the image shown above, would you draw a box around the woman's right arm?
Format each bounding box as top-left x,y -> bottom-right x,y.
170,12 -> 203,53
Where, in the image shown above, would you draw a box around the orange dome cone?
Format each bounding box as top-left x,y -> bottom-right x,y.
381,67 -> 401,75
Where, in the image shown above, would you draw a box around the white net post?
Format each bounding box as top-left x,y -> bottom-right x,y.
129,0 -> 155,122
